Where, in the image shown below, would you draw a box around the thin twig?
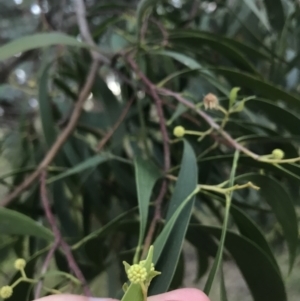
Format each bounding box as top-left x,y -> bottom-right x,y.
1,61 -> 99,207
126,55 -> 171,171
34,238 -> 60,299
40,171 -> 91,296
125,56 -> 171,257
141,180 -> 168,259
149,18 -> 168,46
74,0 -> 110,63
159,88 -> 259,160
183,0 -> 201,28
96,96 -> 135,151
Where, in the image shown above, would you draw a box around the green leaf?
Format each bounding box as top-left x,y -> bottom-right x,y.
211,68 -> 300,108
151,140 -> 198,294
193,225 -> 287,301
204,151 -> 239,295
246,98 -> 300,135
134,157 -> 160,262
242,0 -> 271,31
0,33 -> 96,62
0,208 -> 53,241
152,50 -> 201,69
120,283 -> 143,301
38,62 -> 57,147
263,0 -> 285,32
230,203 -> 280,274
72,207 -> 138,250
229,87 -> 240,108
220,264 -> 228,301
204,191 -> 280,274
168,31 -> 260,74
47,153 -> 112,183
137,0 -> 159,28
169,29 -> 270,61
236,173 -> 298,272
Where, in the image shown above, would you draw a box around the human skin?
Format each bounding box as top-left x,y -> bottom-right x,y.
34,288 -> 210,301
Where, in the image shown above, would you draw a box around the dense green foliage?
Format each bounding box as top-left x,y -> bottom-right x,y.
0,1 -> 300,301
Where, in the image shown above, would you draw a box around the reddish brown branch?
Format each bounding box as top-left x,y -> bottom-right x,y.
96,96 -> 134,151
125,56 -> 171,257
1,61 -> 99,207
40,171 -> 91,296
34,238 -> 60,299
159,88 -> 259,159
126,55 -> 170,172
141,180 -> 168,259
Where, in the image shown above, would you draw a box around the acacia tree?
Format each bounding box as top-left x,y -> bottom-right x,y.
0,1 -> 299,301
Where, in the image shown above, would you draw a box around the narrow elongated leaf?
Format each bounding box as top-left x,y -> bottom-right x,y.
204,191 -> 280,274
246,98 -> 300,135
47,153 -> 111,183
168,32 -> 259,74
192,225 -> 287,301
263,0 -> 285,32
134,157 -> 160,261
72,207 -> 138,249
242,0 -> 271,31
211,68 -> 300,108
169,29 -> 270,60
236,173 -> 298,272
137,0 -> 159,27
0,33 -> 95,61
0,208 -> 53,241
39,62 -> 57,147
152,50 -> 201,69
199,154 -> 300,186
220,264 -> 229,301
151,140 -> 198,294
230,204 -> 280,273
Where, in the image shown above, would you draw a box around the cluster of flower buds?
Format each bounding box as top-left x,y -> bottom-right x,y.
0,258 -> 26,299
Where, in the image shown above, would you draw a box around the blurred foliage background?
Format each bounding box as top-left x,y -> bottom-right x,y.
1,0 -> 300,301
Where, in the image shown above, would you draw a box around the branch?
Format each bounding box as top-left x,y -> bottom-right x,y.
96,96 -> 134,151
0,60 -> 99,207
34,238 -> 60,299
159,88 -> 259,160
74,0 -> 110,64
125,56 -> 171,257
40,171 -> 91,296
126,55 -> 170,172
141,180 -> 168,258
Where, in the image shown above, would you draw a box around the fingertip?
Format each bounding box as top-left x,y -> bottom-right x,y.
148,288 -> 210,301
33,294 -> 117,301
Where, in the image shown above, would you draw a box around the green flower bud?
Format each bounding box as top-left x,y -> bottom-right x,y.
272,149 -> 285,160
0,286 -> 13,299
127,264 -> 147,284
139,260 -> 154,271
173,126 -> 185,138
14,258 -> 26,270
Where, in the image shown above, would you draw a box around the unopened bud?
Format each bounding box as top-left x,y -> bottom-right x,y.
173,126 -> 185,138
0,286 -> 13,299
14,258 -> 26,270
272,149 -> 285,160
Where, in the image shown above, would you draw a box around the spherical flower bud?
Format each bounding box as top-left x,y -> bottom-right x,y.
14,258 -> 26,270
127,264 -> 147,284
173,126 -> 185,138
203,93 -> 219,110
0,286 -> 13,299
139,260 -> 155,271
272,149 -> 285,160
